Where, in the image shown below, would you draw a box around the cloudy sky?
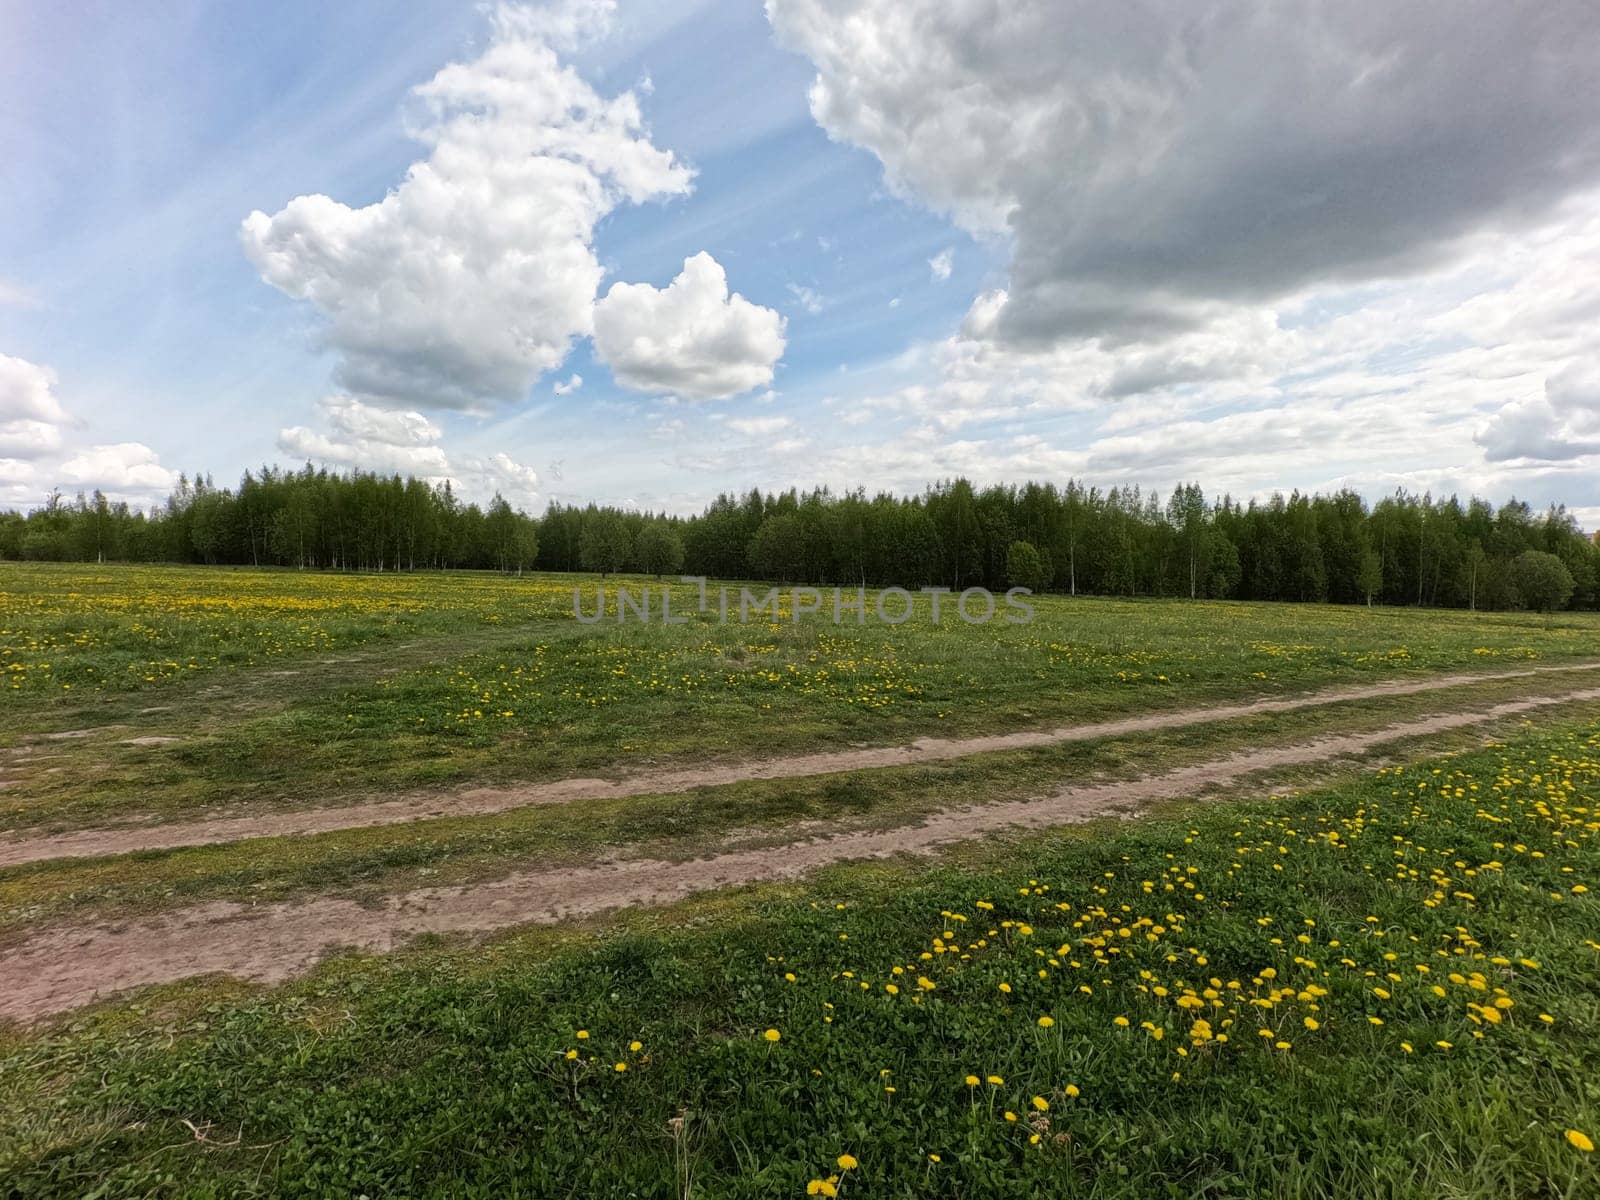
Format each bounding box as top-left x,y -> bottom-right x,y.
3,0 -> 1600,526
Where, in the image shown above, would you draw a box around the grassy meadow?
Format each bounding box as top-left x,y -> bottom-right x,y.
1,563 -> 1598,1197
2,715 -> 1596,1197
4,561 -> 1599,831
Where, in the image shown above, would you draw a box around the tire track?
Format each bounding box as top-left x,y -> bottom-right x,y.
3,683 -> 1596,1023
4,659 -> 1599,868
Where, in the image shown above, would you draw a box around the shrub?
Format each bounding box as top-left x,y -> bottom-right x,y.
1513,549 -> 1575,612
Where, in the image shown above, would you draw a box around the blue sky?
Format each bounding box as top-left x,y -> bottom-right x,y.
4,0 -> 1599,525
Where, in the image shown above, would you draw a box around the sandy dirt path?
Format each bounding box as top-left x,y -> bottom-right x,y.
4,659 -> 1599,869
3,684 -> 1596,1023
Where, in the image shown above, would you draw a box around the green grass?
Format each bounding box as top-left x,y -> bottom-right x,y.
4,562 -> 1600,830
0,562 -> 577,696
2,718 -> 1596,1198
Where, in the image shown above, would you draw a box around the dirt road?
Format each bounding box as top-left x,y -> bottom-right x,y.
5,659 -> 1598,869
3,683 -> 1594,1023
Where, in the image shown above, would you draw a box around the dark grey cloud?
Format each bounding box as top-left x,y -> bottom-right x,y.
771,0 -> 1600,346
1098,347 -> 1256,399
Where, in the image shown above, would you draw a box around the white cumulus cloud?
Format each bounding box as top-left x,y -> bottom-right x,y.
241,1 -> 693,410
277,396 -> 451,476
276,395 -> 541,507
58,443 -> 177,495
0,355 -> 70,462
1476,364 -> 1600,462
0,353 -> 176,506
465,451 -> 543,508
0,353 -> 70,424
593,252 -> 786,398
0,420 -> 63,460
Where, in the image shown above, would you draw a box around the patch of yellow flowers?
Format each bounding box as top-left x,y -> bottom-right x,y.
752,730 -> 1599,1186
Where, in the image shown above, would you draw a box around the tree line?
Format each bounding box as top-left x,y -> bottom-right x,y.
0,469 -> 539,574
3,466 -> 1597,612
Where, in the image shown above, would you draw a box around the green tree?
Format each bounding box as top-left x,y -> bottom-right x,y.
1205,533 -> 1242,598
0,511 -> 24,559
1165,483 -> 1208,599
747,513 -> 806,581
484,495 -> 538,574
1513,550 -> 1574,612
1005,540 -> 1048,591
636,522 -> 685,578
579,511 -> 632,577
1357,549 -> 1383,607
1463,542 -> 1486,611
